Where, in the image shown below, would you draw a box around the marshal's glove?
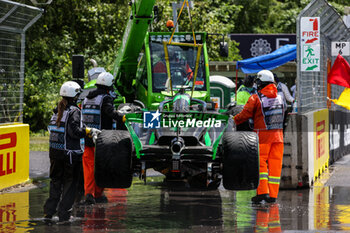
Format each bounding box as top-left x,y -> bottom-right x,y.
86,127 -> 101,144
118,105 -> 132,115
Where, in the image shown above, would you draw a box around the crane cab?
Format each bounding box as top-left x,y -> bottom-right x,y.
135,32 -> 210,110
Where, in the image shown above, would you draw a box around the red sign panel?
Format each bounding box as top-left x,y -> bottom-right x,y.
316,120 -> 325,159
0,133 -> 17,177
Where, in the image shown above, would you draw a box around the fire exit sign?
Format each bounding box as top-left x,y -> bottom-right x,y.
300,17 -> 320,72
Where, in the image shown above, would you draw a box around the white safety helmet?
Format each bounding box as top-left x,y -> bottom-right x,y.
60,81 -> 82,97
256,70 -> 275,83
96,72 -> 114,87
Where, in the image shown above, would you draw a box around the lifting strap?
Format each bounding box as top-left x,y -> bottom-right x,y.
165,0 -> 201,98
168,0 -> 196,46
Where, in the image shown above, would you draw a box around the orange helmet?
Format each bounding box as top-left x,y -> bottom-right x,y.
166,20 -> 174,30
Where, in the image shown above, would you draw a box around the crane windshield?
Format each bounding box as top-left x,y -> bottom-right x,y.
150,37 -> 206,93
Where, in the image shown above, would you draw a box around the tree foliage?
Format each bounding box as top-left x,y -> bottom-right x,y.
11,0 -> 349,131
21,0 -> 129,130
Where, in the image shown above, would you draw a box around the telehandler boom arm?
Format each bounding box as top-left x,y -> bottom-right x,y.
113,0 -> 156,99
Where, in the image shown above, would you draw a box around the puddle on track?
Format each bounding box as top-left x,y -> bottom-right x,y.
2,177 -> 350,232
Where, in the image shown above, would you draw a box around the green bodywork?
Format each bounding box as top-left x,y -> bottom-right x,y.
173,94 -> 190,104
124,112 -> 229,159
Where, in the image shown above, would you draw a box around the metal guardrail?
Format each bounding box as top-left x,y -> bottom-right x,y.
296,0 -> 350,113
209,61 -> 296,81
0,0 -> 42,124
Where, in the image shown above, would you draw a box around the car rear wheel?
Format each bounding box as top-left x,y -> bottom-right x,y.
222,131 -> 259,190
95,130 -> 133,188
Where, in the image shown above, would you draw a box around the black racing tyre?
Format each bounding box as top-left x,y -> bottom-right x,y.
95,130 -> 133,188
222,131 -> 259,190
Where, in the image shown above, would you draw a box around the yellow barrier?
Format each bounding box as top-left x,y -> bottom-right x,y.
0,191 -> 30,232
313,186 -> 329,229
0,124 -> 29,190
313,109 -> 329,180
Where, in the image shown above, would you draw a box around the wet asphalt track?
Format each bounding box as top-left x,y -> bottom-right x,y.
2,152 -> 350,232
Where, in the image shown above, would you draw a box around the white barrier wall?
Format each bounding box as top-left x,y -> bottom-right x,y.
281,109 -> 329,188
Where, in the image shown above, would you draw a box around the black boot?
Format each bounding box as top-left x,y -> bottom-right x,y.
266,197 -> 277,203
251,194 -> 269,204
43,214 -> 52,219
83,194 -> 96,205
58,210 -> 71,223
95,195 -> 108,203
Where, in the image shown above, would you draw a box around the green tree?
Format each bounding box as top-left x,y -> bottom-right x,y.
152,0 -> 242,60
22,0 -> 129,131
10,0 -> 349,131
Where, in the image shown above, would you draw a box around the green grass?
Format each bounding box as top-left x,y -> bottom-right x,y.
30,130 -> 49,152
